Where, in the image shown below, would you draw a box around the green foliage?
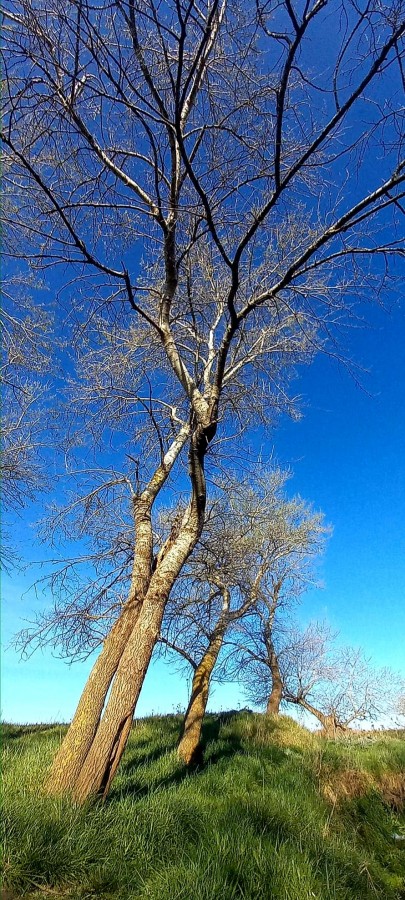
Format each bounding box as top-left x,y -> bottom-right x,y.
2,715 -> 404,899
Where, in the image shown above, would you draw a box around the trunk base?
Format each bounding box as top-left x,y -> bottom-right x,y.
178,739 -> 204,767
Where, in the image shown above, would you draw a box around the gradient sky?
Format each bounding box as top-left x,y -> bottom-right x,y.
2,0 -> 405,727
2,292 -> 404,725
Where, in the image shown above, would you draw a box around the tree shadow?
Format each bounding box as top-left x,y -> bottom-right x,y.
108,753 -> 192,802
112,711 -> 273,800
1,723 -> 65,740
120,741 -> 174,774
199,710 -> 245,766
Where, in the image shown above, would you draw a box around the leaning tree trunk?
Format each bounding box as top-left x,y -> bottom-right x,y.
178,624 -> 226,766
266,646 -> 283,715
46,595 -> 143,795
73,515 -> 201,800
73,588 -> 168,802
73,430 -> 207,802
294,698 -> 345,736
46,429 -> 190,796
46,499 -> 153,794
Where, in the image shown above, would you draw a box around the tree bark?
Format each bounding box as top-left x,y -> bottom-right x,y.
72,429 -> 208,802
73,589 -> 167,802
293,697 -> 345,735
46,426 -> 190,796
266,646 -> 283,715
178,625 -> 226,766
46,596 -> 143,795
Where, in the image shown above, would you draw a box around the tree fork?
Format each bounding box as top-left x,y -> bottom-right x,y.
73,433 -> 209,801
45,597 -> 142,794
100,713 -> 134,799
73,592 -> 167,802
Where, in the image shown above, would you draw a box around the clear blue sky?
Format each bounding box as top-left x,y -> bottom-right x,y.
2,296 -> 404,724
2,0 -> 405,727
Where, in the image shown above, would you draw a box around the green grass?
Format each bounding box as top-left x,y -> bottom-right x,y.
2,714 -> 405,899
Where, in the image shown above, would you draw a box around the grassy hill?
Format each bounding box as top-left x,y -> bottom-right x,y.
2,713 -> 405,899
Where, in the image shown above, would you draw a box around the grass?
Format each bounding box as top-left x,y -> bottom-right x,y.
2,713 -> 405,899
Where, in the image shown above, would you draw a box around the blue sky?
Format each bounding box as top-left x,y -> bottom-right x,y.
2,294 -> 404,724
273,297 -> 405,671
2,0 -> 405,726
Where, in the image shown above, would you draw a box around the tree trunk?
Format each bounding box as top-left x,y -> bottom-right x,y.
99,712 -> 134,798
46,498 -> 154,794
73,431 -> 207,802
294,698 -> 344,735
46,429 -> 190,796
321,715 -> 347,737
178,626 -> 225,766
73,589 -> 167,802
266,646 -> 283,715
46,598 -> 142,794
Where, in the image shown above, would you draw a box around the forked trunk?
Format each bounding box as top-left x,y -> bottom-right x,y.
46,498 -> 156,794
46,431 -> 190,796
178,626 -> 226,766
73,451 -> 207,802
266,647 -> 283,715
73,589 -> 167,802
46,596 -> 142,794
99,712 -> 134,798
321,714 -> 347,737
295,698 -> 345,736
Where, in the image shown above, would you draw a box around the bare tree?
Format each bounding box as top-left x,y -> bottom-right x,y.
159,468 -> 327,762
396,695 -> 405,720
249,621 -> 404,734
3,0 -> 405,799
225,502 -> 328,716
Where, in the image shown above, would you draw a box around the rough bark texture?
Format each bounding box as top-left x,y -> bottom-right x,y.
46,430 -> 191,797
46,497 -> 154,794
178,626 -> 225,766
73,431 -> 208,802
73,589 -> 166,802
100,712 -> 134,799
46,599 -> 141,794
266,646 -> 283,715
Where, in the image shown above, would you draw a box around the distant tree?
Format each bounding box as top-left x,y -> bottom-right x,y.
247,621 -> 404,734
225,518 -> 328,717
397,695 -> 405,719
3,0 -> 405,799
160,468 -> 326,763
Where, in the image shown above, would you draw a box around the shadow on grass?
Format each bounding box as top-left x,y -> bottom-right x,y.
109,763 -> 192,802
112,711 -> 269,801
1,723 -> 66,740
200,710 -> 245,765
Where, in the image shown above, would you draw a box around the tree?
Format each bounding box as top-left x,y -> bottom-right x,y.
160,467 -> 324,763
3,0 -> 405,799
397,695 -> 405,720
225,503 -> 328,716
247,620 -> 404,733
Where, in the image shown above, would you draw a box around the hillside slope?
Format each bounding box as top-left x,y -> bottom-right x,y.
2,714 -> 405,899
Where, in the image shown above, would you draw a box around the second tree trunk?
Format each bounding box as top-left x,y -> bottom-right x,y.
178,627 -> 225,766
